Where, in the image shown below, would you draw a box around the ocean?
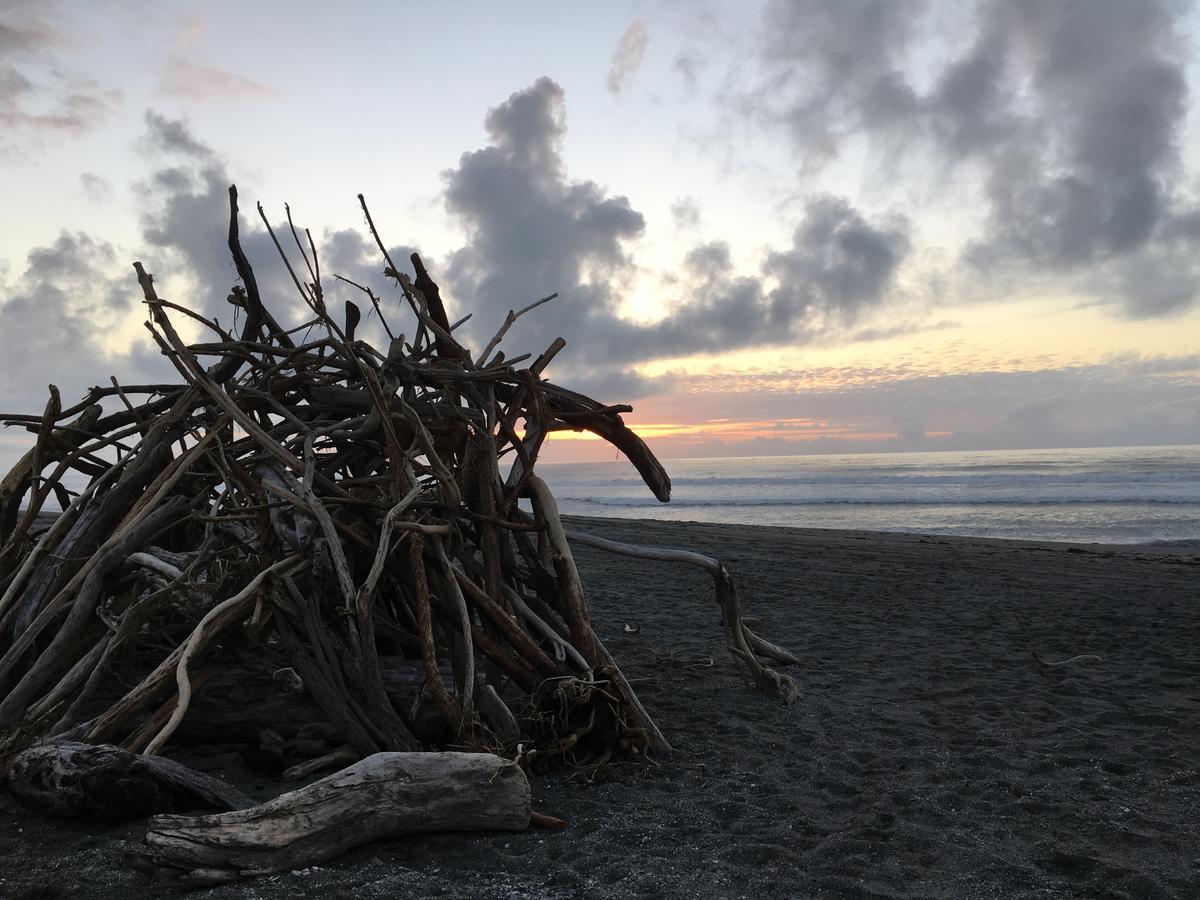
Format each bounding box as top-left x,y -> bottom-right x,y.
538,445 -> 1200,545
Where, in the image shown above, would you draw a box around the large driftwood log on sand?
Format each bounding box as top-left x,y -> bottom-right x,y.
6,740 -> 250,819
131,752 -> 531,885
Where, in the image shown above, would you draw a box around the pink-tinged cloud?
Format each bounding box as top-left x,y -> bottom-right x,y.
161,58 -> 274,101
0,69 -> 121,155
0,16 -> 60,54
535,353 -> 1200,462
607,20 -> 649,95
1,3 -> 121,148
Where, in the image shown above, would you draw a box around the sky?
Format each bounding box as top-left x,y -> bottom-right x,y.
2,0 -> 1200,466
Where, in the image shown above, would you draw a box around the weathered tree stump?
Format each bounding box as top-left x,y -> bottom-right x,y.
4,741 -> 250,819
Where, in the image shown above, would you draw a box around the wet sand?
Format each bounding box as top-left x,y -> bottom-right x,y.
3,516 -> 1199,898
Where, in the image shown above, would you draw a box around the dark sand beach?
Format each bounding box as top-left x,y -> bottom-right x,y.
3,516 -> 1199,899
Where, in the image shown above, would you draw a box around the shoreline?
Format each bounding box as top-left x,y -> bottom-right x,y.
4,515 -> 1199,898
565,513 -> 1200,555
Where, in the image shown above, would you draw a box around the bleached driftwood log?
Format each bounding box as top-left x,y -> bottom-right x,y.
5,741 -> 250,819
133,751 -> 531,885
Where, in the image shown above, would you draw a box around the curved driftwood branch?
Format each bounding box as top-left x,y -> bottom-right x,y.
566,529 -> 800,704
144,555 -> 304,755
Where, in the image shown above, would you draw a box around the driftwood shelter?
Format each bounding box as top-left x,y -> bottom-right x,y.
0,187 -> 797,883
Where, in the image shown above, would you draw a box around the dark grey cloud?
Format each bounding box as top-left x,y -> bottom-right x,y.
763,196 -> 910,329
134,115 -> 246,322
731,0 -> 1200,318
961,2 -> 1190,272
1102,239 -> 1200,319
0,67 -> 120,146
320,227 -> 423,342
612,196 -> 909,361
1002,395 -> 1073,443
670,196 -> 701,231
142,111 -> 213,158
0,232 -> 151,416
0,230 -> 183,479
629,242 -> 768,358
132,112 -> 412,337
1,109 -> 431,446
79,172 -> 112,203
441,77 -> 651,393
756,0 -> 925,164
848,319 -> 959,344
442,78 -> 912,389
607,20 -> 650,96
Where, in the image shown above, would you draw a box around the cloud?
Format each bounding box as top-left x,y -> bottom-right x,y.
0,114 -> 270,421
958,4 -> 1192,274
1002,395 -> 1072,442
762,196 -> 910,329
724,0 -> 1200,318
0,5 -> 121,154
441,78 -> 912,383
133,111 -> 422,345
141,110 -> 213,158
848,318 -> 958,344
4,79 -> 1196,471
607,20 -> 650,95
441,77 -> 648,385
892,400 -> 926,442
0,111 -> 411,428
625,195 -> 909,360
160,12 -> 274,102
755,0 -> 924,164
670,196 -> 701,231
0,5 -> 60,54
0,7 -> 59,54
0,232 -> 152,416
161,59 -> 274,101
79,172 -> 112,203
673,52 -> 704,95
0,66 -> 121,147
134,114 -> 247,321
610,354 -> 1200,459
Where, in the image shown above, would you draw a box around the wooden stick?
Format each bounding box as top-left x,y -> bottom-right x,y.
565,529 -> 800,704
143,555 -> 304,755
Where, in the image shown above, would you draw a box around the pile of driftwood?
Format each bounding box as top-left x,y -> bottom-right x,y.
0,186 -> 797,881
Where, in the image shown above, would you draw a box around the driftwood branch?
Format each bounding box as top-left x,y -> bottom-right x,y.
132,752 -> 531,885
566,530 -> 800,704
